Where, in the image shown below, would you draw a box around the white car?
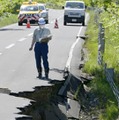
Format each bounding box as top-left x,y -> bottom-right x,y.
63,1 -> 85,26
38,3 -> 49,24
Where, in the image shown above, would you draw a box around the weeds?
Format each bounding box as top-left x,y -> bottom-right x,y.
84,10 -> 119,120
0,14 -> 17,28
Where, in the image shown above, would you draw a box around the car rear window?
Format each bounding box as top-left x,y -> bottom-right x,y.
38,5 -> 45,10
20,5 -> 38,11
66,2 -> 84,9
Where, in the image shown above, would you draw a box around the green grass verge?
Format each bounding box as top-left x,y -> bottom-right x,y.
84,10 -> 119,120
0,14 -> 17,28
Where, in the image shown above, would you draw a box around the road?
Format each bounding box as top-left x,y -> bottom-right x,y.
0,9 -> 89,120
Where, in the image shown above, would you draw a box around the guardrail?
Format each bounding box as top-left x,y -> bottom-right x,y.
104,64 -> 119,107
96,16 -> 119,107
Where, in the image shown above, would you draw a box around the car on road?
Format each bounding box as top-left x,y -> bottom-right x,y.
18,1 -> 49,26
63,1 -> 85,26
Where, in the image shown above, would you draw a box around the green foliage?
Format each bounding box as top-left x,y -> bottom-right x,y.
99,104 -> 118,120
84,10 -> 119,120
99,2 -> 119,73
84,11 -> 99,75
2,0 -> 117,17
0,0 -> 24,16
0,0 -> 118,17
0,14 -> 17,28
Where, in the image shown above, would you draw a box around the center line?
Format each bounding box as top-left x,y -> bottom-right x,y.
27,33 -> 33,36
6,44 -> 15,49
18,38 -> 26,42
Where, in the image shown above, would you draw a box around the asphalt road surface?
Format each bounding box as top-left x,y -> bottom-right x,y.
0,9 -> 89,120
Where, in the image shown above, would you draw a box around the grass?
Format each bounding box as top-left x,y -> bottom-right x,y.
84,10 -> 119,120
0,14 -> 17,28
99,104 -> 118,120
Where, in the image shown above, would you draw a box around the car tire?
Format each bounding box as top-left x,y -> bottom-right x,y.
64,20 -> 67,26
82,21 -> 85,26
45,20 -> 49,24
18,22 -> 23,26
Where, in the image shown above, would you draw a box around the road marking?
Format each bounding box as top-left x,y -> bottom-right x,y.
27,33 -> 33,36
0,53 -> 2,55
18,38 -> 26,42
77,26 -> 82,37
5,44 -> 15,49
66,27 -> 83,71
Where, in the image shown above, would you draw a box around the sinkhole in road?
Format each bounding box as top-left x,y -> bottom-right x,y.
0,73 -> 98,120
11,80 -> 67,120
12,74 -> 91,120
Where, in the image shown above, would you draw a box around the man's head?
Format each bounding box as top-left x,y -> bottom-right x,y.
38,18 -> 46,29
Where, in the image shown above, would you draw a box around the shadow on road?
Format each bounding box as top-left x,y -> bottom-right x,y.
0,28 -> 24,31
50,68 -> 64,73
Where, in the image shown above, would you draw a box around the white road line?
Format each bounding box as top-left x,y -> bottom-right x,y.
66,27 -> 83,71
18,38 -> 26,42
27,33 -> 33,36
77,25 -> 83,37
5,44 -> 15,49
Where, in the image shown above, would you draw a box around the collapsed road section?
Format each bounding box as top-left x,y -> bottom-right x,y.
8,74 -> 85,120
9,69 -> 95,120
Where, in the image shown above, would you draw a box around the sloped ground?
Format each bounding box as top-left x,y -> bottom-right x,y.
9,75 -> 103,120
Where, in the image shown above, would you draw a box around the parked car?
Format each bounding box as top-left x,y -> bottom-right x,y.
18,1 -> 49,26
63,1 -> 85,26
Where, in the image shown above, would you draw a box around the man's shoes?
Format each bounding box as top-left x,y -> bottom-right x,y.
37,73 -> 42,79
45,69 -> 49,79
37,68 -> 42,79
45,74 -> 49,79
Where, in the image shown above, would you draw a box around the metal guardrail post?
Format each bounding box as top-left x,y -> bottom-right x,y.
98,23 -> 105,65
97,23 -> 119,107
106,68 -> 119,107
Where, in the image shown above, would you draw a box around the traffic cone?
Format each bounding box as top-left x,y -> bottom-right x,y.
54,19 -> 59,28
26,19 -> 31,28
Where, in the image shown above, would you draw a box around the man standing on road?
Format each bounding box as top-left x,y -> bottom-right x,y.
29,18 -> 52,79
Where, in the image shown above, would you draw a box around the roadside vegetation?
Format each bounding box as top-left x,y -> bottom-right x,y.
84,5 -> 119,120
0,14 -> 17,28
